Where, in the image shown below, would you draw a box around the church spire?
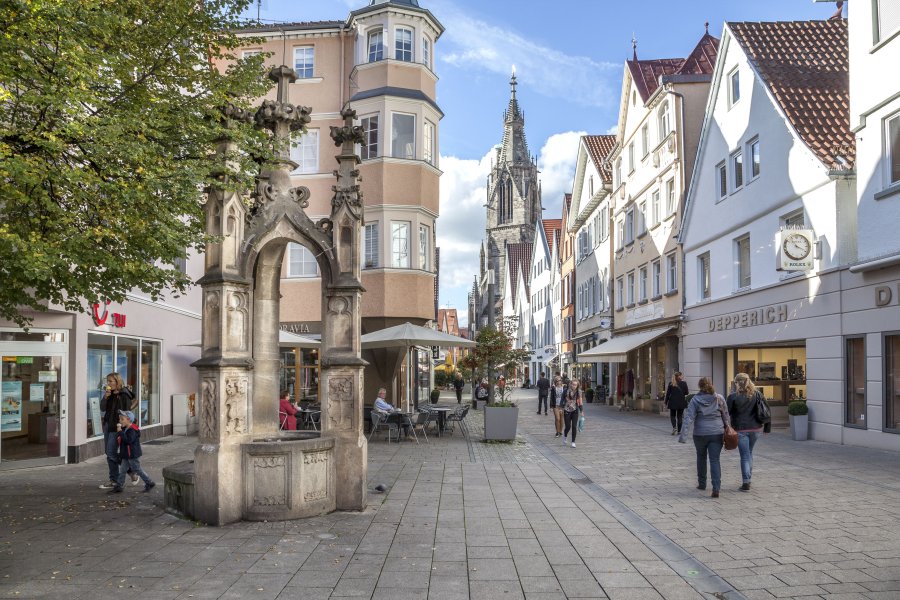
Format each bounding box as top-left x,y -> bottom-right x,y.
499,66 -> 529,166
504,65 -> 522,124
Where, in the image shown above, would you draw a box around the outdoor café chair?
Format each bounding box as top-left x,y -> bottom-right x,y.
368,411 -> 400,442
445,406 -> 469,439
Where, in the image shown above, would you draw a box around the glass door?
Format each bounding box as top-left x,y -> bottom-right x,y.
1,354 -> 66,467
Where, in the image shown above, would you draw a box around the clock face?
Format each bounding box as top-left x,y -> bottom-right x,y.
783,233 -> 811,260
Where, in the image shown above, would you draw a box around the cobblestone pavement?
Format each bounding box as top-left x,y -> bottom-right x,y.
1,389 -> 899,599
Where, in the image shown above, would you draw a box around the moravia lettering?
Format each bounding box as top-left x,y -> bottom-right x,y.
708,304 -> 789,332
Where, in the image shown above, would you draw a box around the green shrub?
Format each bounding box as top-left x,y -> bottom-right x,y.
787,400 -> 808,416
490,400 -> 517,408
429,389 -> 441,403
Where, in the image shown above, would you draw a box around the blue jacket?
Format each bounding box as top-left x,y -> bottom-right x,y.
116,423 -> 142,460
678,392 -> 728,442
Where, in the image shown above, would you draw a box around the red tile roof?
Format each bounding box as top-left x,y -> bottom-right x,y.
542,219 -> 562,256
583,135 -> 617,182
506,242 -> 533,301
728,19 -> 853,170
627,31 -> 719,103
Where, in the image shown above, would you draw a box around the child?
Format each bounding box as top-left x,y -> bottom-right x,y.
109,410 -> 156,494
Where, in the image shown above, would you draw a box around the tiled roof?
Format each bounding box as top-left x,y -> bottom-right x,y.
507,242 -> 533,301
542,219 -> 562,256
627,31 -> 719,103
728,20 -> 853,170
583,135 -> 617,182
238,20 -> 344,33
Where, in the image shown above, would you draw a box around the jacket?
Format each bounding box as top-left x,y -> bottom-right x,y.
279,398 -> 298,430
678,392 -> 728,442
116,423 -> 142,460
536,377 -> 551,395
101,388 -> 134,430
664,381 -> 689,410
453,377 -> 465,392
726,392 -> 764,432
549,384 -> 567,407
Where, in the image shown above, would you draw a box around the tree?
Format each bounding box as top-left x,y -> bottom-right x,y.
0,0 -> 272,326
460,326 -> 530,405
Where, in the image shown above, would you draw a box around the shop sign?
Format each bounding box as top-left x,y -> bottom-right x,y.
875,283 -> 900,307
92,300 -> 126,328
280,322 -> 321,334
15,356 -> 33,365
38,371 -> 58,382
708,303 -> 789,332
776,229 -> 815,271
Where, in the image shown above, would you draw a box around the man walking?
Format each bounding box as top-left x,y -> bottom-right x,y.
536,371 -> 551,415
453,371 -> 465,404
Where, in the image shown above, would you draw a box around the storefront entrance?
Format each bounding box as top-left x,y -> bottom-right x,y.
0,331 -> 68,469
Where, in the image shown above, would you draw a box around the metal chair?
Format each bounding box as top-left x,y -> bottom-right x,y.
418,406 -> 440,436
445,406 -> 469,438
368,410 -> 400,442
408,411 -> 431,443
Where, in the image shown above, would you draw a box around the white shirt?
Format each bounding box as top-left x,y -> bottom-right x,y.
374,397 -> 394,412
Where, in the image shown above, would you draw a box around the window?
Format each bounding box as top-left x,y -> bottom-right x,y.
845,337 -> 866,427
291,129 -> 319,174
628,142 -> 635,173
87,333 -> 160,435
242,49 -> 262,58
367,30 -> 384,62
360,115 -> 379,160
651,191 -> 660,227
729,68 -> 740,106
364,223 -> 379,268
641,124 -> 649,157
749,138 -> 760,179
784,211 -> 805,229
577,286 -> 583,319
625,208 -> 634,244
423,121 -> 435,165
886,335 -> 900,430
875,0 -> 900,44
616,219 -> 625,249
288,243 -> 319,277
717,161 -> 728,199
731,150 -> 744,190
422,37 -> 431,68
395,27 -> 413,62
666,252 -> 677,293
652,259 -> 661,298
637,201 -> 647,235
627,271 -> 635,305
589,175 -> 594,198
658,102 -> 670,142
736,236 -> 751,289
392,113 -> 415,159
419,225 -> 429,270
599,206 -> 608,241
639,266 -> 648,302
888,114 -> 900,185
391,222 -> 410,268
699,253 -> 711,299
293,46 -> 314,79
666,179 -> 676,215
616,277 -> 624,308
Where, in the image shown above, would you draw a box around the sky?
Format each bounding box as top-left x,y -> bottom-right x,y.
242,0 -> 842,327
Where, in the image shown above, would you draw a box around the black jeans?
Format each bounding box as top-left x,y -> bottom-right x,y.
455,388 -> 463,403
563,410 -> 579,442
537,394 -> 548,413
669,408 -> 684,432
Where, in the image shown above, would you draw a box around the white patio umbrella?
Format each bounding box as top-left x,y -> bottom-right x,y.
360,322 -> 475,349
179,330 -> 320,348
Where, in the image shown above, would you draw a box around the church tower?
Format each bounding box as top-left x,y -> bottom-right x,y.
482,70 -> 542,305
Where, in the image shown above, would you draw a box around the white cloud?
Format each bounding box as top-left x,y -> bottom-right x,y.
432,1 -> 617,107
438,132 -> 584,326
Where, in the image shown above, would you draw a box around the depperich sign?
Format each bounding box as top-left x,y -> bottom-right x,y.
708,303 -> 789,332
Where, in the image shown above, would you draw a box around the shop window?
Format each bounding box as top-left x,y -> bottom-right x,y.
87,334 -> 115,438
886,335 -> 900,431
1,353 -> 64,462
280,347 -> 319,404
87,333 -> 159,435
140,341 -> 160,426
726,347 -> 806,405
845,337 -> 866,427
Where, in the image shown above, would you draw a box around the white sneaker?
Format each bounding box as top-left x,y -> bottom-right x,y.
571,442 -> 576,448
130,474 -> 140,486
561,437 -> 567,445
99,481 -> 116,489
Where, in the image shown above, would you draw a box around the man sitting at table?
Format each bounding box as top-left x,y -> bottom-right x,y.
373,388 -> 410,438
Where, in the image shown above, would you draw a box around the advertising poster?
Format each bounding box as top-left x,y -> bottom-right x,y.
29,384 -> 45,405
2,381 -> 23,432
89,396 -> 102,437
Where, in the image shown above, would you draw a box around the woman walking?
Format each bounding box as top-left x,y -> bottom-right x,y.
99,372 -> 136,489
664,372 -> 689,435
549,376 -> 567,438
727,373 -> 766,491
678,377 -> 729,498
561,379 -> 583,448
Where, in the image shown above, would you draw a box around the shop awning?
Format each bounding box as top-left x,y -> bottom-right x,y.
577,326 -> 674,363
179,330 -> 320,348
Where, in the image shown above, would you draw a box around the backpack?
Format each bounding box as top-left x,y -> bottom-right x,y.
476,385 -> 488,399
754,392 -> 772,424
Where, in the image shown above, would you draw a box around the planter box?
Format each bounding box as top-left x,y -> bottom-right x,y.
789,414 -> 808,441
484,406 -> 519,441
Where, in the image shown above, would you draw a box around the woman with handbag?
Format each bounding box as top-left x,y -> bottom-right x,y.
549,376 -> 567,438
678,377 -> 733,498
664,372 -> 689,435
726,373 -> 766,491
561,379 -> 583,448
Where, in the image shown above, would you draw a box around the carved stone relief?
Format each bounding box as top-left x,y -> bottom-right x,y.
327,297 -> 351,350
301,450 -> 329,503
224,376 -> 248,435
203,291 -> 220,351
251,454 -> 287,507
226,291 -> 249,352
200,379 -> 217,441
327,376 -> 353,431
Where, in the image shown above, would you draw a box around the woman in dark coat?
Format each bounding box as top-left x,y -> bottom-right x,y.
664,371 -> 689,435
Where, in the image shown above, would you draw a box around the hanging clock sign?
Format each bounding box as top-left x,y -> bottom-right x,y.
777,229 -> 815,271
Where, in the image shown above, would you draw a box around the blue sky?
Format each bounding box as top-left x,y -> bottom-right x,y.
243,0 -> 842,326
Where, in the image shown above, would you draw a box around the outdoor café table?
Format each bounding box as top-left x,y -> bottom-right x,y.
298,408 -> 321,431
430,406 -> 453,436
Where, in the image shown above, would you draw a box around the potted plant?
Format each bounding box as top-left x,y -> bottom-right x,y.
429,389 -> 441,404
484,382 -> 519,441
584,387 -> 594,403
788,400 -> 808,441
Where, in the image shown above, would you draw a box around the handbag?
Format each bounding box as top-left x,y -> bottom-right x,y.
577,415 -> 585,432
719,398 -> 738,450
754,391 -> 772,424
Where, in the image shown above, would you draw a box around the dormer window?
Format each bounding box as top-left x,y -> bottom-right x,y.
395,27 -> 413,62
367,30 -> 384,63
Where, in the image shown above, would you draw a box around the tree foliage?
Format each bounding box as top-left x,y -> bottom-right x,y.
0,0 -> 273,326
460,326 -> 530,383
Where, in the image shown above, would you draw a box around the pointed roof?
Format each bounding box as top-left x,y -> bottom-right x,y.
497,70 -> 531,166
542,219 -> 562,256
506,242 -> 533,302
728,19 -> 853,169
627,29 -> 719,103
583,134 -> 617,182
